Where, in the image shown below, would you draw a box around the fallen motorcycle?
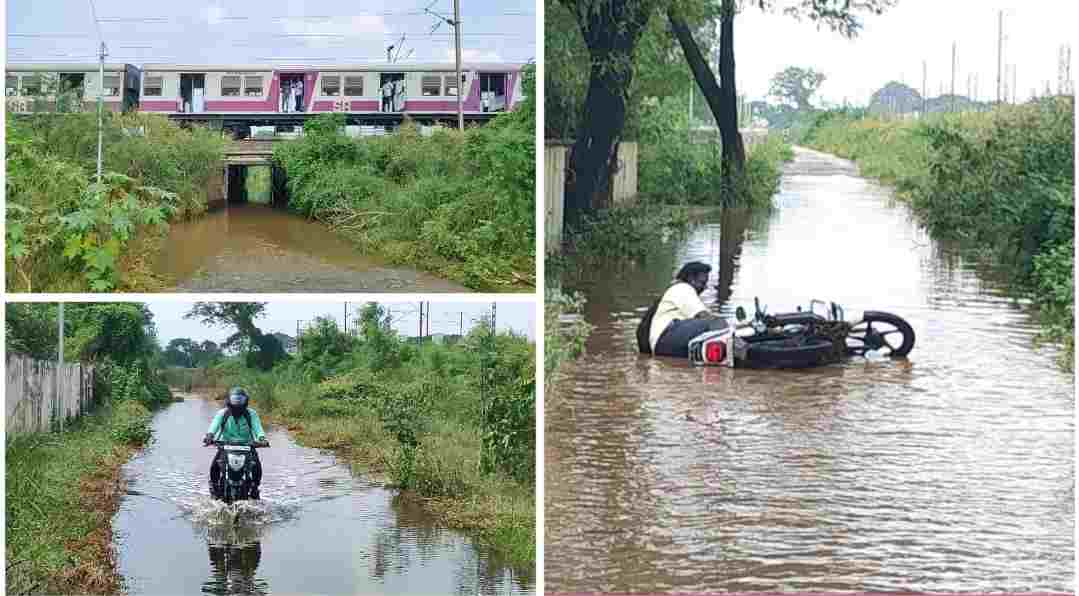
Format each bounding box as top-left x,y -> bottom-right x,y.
689,297 -> 915,368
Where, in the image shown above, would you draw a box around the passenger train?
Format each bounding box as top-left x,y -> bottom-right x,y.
5,61 -> 525,132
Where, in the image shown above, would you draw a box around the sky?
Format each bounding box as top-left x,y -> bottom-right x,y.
735,0 -> 1077,105
146,300 -> 535,346
6,0 -> 535,65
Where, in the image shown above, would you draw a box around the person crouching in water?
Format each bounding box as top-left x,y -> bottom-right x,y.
637,261 -> 728,358
203,387 -> 269,499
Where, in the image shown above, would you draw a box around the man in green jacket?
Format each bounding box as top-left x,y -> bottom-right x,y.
203,387 -> 269,499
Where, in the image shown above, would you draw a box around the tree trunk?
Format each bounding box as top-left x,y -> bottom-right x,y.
668,2 -> 745,185
564,1 -> 653,226
717,0 -> 746,175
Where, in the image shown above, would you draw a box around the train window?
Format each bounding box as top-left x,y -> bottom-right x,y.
6,75 -> 18,96
421,75 -> 442,96
244,76 -> 263,96
221,76 -> 241,97
144,76 -> 163,96
22,75 -> 41,96
102,75 -> 121,96
344,76 -> 363,96
443,75 -> 458,96
322,75 -> 340,96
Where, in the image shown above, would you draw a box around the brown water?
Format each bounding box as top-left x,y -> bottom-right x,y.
154,203 -> 470,292
545,147 -> 1073,592
114,395 -> 533,595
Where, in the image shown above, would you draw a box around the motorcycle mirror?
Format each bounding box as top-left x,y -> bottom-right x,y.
735,306 -> 746,322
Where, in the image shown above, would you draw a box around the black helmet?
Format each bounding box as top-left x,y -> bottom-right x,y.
227,387 -> 249,408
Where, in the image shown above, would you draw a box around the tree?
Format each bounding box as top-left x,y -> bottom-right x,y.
769,66 -> 826,111
559,0 -> 659,223
163,338 -> 195,368
184,302 -> 286,371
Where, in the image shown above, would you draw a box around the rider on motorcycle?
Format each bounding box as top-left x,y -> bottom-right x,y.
637,261 -> 728,358
203,387 -> 269,499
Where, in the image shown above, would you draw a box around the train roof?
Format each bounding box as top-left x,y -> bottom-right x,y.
5,63 -> 134,73
139,62 -> 525,73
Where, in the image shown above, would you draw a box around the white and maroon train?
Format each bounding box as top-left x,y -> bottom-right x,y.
6,62 -> 524,120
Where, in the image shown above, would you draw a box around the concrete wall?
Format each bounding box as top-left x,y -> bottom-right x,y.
6,354 -> 95,436
544,141 -> 638,255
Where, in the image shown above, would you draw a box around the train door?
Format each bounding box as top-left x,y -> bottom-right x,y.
379,73 -> 405,112
180,73 -> 206,113
280,73 -> 305,113
479,73 -> 507,112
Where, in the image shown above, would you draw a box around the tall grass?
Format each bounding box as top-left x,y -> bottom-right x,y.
805,98 -> 1074,368
5,114 -> 227,292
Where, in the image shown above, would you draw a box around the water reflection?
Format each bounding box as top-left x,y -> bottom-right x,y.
204,540 -> 267,596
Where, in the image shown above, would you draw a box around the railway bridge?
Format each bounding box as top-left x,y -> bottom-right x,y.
222,139 -> 289,206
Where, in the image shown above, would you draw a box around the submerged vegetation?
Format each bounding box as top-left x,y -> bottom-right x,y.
208,303 -> 536,567
6,303 -> 169,595
804,97 -> 1075,368
274,65 -> 536,291
5,114 -> 226,292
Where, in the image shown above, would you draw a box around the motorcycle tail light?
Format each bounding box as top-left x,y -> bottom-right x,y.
705,341 -> 726,363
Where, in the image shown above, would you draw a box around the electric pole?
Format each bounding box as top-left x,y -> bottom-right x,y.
426,301 -> 430,337
996,10 -> 1003,104
950,41 -> 956,113
59,302 -> 65,430
418,302 -> 424,339
922,59 -> 927,116
453,0 -> 463,130
96,41 -> 106,185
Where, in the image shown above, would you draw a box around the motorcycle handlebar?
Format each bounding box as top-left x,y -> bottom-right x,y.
203,440 -> 270,448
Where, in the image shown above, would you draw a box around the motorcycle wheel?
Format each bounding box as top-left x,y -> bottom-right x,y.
847,311 -> 915,357
741,336 -> 836,369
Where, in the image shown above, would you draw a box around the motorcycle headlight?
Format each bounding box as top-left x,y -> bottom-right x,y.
227,453 -> 246,471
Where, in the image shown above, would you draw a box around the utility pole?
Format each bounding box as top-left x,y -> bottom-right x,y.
418,302 -> 424,339
96,41 -> 106,185
296,320 -> 301,355
58,302 -> 65,430
950,41 -> 956,113
996,10 -> 1003,104
1012,64 -> 1017,104
922,59 -> 927,117
454,0 -> 463,130
343,302 -> 348,335
426,301 -> 430,337
459,312 -> 464,336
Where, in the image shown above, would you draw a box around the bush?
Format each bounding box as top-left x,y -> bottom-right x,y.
110,400 -> 153,446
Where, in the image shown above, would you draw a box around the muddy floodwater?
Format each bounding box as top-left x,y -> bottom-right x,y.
546,147 -> 1073,592
114,394 -> 533,595
154,203 -> 470,292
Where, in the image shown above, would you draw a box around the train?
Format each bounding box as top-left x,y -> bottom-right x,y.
5,61 -> 525,133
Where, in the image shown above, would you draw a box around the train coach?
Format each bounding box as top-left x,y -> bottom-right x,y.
5,63 -> 141,113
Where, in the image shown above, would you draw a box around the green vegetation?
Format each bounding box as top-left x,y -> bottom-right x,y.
273,65 -> 536,291
5,114 -> 227,292
6,303 -> 169,595
544,289 -> 593,389
804,97 -> 1075,368
245,165 -> 272,204
211,303 -> 536,567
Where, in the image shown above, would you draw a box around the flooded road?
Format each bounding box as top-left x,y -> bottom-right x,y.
114,394 -> 532,595
546,147 -> 1073,592
154,204 -> 470,292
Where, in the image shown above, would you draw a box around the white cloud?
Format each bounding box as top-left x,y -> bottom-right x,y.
203,3 -> 226,26
282,15 -> 388,51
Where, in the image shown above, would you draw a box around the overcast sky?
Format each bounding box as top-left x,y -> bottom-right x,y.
7,0 -> 535,65
735,0 -> 1077,105
147,300 -> 535,346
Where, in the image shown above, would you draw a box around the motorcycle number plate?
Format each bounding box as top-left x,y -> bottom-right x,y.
224,445 -> 250,451
227,453 -> 246,471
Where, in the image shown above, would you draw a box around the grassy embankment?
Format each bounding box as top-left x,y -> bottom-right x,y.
5,113 -> 227,292
6,402 -> 155,595
205,315 -> 536,570
803,98 -> 1074,369
273,66 -> 536,292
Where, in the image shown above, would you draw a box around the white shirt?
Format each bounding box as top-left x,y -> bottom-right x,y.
649,282 -> 708,352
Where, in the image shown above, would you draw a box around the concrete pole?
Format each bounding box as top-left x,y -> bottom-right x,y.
454,0 -> 463,130
97,42 -> 106,186
59,302 -> 65,430
997,10 -> 1003,104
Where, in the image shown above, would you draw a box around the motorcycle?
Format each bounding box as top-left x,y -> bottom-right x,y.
689,297 -> 915,369
207,440 -> 268,504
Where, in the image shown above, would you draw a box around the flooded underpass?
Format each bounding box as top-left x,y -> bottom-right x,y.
114,394 -> 532,595
546,147 -> 1073,592
154,203 -> 469,292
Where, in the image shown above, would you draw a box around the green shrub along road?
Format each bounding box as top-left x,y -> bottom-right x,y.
804,97 -> 1074,369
